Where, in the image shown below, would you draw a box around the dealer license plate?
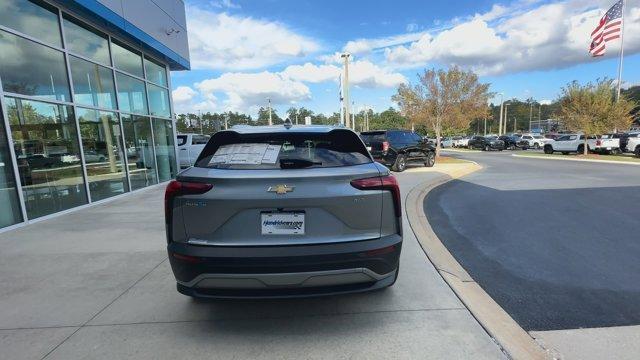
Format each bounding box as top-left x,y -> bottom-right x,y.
261,212 -> 305,235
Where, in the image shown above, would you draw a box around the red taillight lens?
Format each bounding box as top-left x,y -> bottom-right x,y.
382,141 -> 390,152
164,180 -> 213,223
351,175 -> 401,217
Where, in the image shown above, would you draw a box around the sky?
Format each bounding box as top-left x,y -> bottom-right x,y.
170,0 -> 640,117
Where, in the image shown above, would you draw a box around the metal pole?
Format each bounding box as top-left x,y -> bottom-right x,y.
529,102 -> 533,132
267,98 -> 272,126
616,0 -> 626,101
341,53 -> 351,128
503,104 -> 509,135
484,117 -> 487,136
498,94 -> 504,136
198,109 -> 202,134
513,116 -> 516,133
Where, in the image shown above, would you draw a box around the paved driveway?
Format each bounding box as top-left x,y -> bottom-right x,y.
426,151 -> 640,331
0,168 -> 504,360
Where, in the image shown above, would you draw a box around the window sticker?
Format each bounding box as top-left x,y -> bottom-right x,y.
209,143 -> 281,165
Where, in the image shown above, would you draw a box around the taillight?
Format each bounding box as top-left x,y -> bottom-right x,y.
382,141 -> 390,152
164,180 -> 213,224
351,175 -> 401,217
596,140 -> 602,146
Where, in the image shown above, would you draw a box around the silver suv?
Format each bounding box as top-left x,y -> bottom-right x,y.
165,125 -> 402,298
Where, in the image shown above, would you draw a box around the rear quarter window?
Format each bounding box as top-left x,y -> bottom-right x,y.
196,129 -> 372,169
177,135 -> 187,146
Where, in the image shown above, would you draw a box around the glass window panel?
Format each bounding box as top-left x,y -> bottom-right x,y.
148,84 -> 170,118
0,30 -> 70,101
77,108 -> 128,201
0,106 -> 23,228
0,0 -> 61,46
116,73 -> 148,114
63,15 -> 110,65
111,41 -> 143,78
121,114 -> 157,190
5,97 -> 87,219
69,56 -> 116,109
144,57 -> 167,86
152,118 -> 176,182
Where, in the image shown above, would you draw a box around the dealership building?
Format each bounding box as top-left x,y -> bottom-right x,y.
0,0 -> 190,230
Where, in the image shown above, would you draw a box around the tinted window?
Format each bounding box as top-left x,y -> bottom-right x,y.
387,131 -> 417,144
197,130 -> 372,169
0,0 -> 61,46
116,73 -> 148,114
192,135 -> 209,145
69,56 -> 116,109
147,83 -> 170,117
144,57 -> 167,86
177,135 -> 187,146
0,30 -> 70,101
111,40 -> 143,77
63,15 -> 110,65
360,132 -> 385,143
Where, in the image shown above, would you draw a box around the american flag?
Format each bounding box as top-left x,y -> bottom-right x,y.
590,0 -> 624,57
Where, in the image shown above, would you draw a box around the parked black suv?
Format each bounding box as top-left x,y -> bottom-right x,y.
468,135 -> 505,151
360,130 -> 436,172
498,135 -> 529,150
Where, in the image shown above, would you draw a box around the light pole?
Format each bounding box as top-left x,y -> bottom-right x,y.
267,98 -> 272,126
529,102 -> 533,132
341,53 -> 351,128
498,93 -> 504,136
503,103 -> 510,135
198,109 -> 203,134
484,117 -> 487,136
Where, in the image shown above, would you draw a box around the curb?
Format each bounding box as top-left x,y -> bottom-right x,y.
405,164 -> 551,360
512,153 -> 640,166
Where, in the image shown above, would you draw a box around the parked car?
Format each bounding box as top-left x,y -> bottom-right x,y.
468,135 -> 505,151
177,133 -> 210,168
440,137 -> 453,148
360,129 -> 436,172
543,134 -> 598,154
624,132 -> 640,157
592,134 -> 621,154
620,131 -> 640,153
520,133 -> 551,149
498,135 -> 529,150
165,125 -> 403,298
453,136 -> 472,148
83,150 -> 106,163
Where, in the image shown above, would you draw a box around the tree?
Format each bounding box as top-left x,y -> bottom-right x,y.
559,79 -> 635,155
393,67 -> 491,155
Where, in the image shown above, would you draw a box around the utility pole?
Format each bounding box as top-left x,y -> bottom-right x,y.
513,116 -> 517,133
484,117 -> 487,136
498,93 -> 504,136
529,102 -> 533,132
198,109 -> 203,134
267,98 -> 272,126
503,103 -> 510,135
351,101 -> 355,130
224,113 -> 228,130
341,53 -> 351,128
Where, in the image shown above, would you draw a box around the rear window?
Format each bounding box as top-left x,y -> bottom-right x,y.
360,132 -> 386,143
177,135 -> 187,146
196,129 -> 372,169
387,131 -> 419,144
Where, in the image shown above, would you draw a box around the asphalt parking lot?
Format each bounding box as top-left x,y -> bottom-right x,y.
0,167 -> 505,360
426,151 -> 640,331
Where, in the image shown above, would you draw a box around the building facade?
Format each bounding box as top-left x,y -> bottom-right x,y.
0,0 -> 190,230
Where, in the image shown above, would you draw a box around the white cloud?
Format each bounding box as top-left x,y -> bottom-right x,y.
343,32 -> 426,55
281,61 -> 406,88
211,0 -> 240,9
187,7 -> 320,70
281,63 -> 340,83
196,72 -> 312,113
381,1 -> 640,76
172,86 -> 197,103
540,99 -> 553,105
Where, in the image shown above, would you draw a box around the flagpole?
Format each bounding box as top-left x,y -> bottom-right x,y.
616,0 -> 626,101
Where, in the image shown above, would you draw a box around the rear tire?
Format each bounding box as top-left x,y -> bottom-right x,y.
635,146 -> 640,158
534,143 -> 540,150
393,154 -> 406,172
577,145 -> 585,154
425,152 -> 435,167
544,145 -> 554,154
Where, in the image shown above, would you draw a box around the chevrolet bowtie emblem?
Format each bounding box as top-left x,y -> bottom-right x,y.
267,184 -> 294,195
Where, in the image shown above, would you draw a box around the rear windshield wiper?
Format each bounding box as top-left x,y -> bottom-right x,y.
279,158 -> 322,169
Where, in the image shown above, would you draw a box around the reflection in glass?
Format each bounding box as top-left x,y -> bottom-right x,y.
77,108 -> 128,201
5,97 -> 87,219
70,56 -> 116,109
148,84 -> 171,118
144,57 -> 167,86
0,30 -> 70,101
0,0 -> 61,46
116,73 -> 148,115
152,118 -> 177,182
122,115 -> 157,190
111,41 -> 143,78
63,15 -> 110,65
0,108 -> 23,228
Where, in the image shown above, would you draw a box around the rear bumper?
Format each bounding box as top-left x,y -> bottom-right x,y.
168,234 -> 402,298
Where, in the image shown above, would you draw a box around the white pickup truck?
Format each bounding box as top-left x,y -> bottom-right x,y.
624,132 -> 640,157
177,133 -> 210,168
543,134 -> 598,154
592,134 -> 621,154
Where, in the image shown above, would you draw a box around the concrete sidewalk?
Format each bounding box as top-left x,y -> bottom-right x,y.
0,170 -> 506,360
